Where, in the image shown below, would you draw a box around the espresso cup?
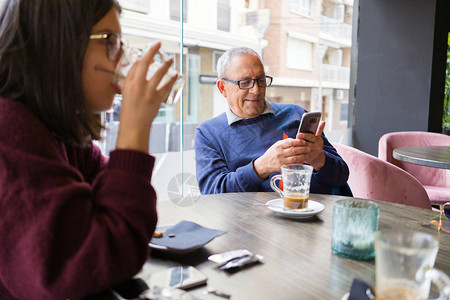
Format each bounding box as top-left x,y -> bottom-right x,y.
270,164 -> 313,210
374,231 -> 450,300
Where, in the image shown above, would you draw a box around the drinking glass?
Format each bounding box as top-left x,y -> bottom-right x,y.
375,231 -> 450,300
331,199 -> 379,260
114,47 -> 184,106
270,164 -> 313,210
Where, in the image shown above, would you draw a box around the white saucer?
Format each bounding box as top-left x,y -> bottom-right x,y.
149,225 -> 203,254
265,199 -> 325,219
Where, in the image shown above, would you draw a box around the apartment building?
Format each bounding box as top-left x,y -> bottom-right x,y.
107,0 -> 353,155
104,0 -> 354,201
261,0 -> 353,132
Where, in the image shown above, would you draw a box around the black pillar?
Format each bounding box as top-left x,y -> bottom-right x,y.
353,0 -> 449,155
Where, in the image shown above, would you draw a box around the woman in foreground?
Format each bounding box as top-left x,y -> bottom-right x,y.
0,1 -> 176,299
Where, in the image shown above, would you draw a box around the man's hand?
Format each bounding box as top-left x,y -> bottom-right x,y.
253,121 -> 326,179
296,121 -> 326,171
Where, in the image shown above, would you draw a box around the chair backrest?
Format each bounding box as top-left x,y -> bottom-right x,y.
332,142 -> 431,209
378,131 -> 450,186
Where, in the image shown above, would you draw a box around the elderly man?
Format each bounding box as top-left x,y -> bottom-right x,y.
195,47 -> 349,194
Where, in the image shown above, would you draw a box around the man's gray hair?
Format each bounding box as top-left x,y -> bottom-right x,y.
216,47 -> 262,79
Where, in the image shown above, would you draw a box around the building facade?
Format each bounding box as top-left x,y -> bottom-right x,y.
108,0 -> 353,155
102,0 -> 354,201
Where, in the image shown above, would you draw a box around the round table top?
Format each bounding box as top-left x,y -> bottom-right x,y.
393,146 -> 450,169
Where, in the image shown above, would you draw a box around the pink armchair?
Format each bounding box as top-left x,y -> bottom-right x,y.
378,131 -> 450,205
332,142 -> 431,209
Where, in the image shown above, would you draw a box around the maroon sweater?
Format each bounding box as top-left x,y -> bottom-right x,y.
0,98 -> 158,299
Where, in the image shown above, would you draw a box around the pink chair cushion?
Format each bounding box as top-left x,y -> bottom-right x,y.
378,131 -> 450,204
333,142 -> 431,209
423,185 -> 450,204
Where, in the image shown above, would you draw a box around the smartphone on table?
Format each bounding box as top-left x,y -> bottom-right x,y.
297,112 -> 322,135
150,266 -> 207,290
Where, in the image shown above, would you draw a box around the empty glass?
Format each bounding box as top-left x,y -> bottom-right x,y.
114,47 -> 184,106
331,199 -> 379,260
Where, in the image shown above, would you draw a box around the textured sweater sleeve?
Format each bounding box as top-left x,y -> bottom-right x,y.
312,134 -> 350,188
62,142 -> 109,185
195,127 -> 263,194
0,101 -> 158,300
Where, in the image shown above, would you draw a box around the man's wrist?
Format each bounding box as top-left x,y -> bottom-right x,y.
253,158 -> 270,179
310,152 -> 326,171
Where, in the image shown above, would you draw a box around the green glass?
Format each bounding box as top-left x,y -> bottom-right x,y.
331,199 -> 379,260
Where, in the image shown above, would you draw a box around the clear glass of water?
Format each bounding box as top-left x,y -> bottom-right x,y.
114,47 -> 184,106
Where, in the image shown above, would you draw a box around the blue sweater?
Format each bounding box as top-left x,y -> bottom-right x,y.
195,103 -> 349,194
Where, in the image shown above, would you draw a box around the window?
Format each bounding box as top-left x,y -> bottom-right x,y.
333,4 -> 345,22
187,54 -> 200,122
287,37 -> 312,70
326,49 -> 343,66
217,0 -> 231,32
340,102 -> 348,122
154,52 -> 177,124
288,0 -> 313,17
110,0 -> 355,202
213,51 -> 224,72
170,0 -> 187,22
443,32 -> 450,133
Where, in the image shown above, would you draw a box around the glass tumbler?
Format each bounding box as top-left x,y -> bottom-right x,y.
114,47 -> 184,106
375,231 -> 450,300
331,199 -> 379,260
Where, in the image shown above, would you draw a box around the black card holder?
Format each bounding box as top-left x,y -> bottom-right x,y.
111,278 -> 149,299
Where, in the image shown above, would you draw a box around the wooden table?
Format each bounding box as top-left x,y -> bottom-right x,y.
136,192 -> 450,300
393,146 -> 450,169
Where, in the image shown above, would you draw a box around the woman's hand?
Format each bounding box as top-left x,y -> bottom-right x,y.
116,42 -> 178,153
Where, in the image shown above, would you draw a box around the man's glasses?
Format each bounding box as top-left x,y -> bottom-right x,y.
429,202 -> 450,233
89,32 -> 124,62
222,76 -> 273,90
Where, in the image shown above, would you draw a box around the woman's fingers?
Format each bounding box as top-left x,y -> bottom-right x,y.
124,46 -> 177,101
135,42 -> 161,76
159,73 -> 179,104
147,57 -> 174,90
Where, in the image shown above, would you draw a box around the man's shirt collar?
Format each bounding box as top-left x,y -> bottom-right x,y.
226,98 -> 274,125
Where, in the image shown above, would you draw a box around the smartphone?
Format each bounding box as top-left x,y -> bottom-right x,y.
150,266 -> 207,290
297,112 -> 322,135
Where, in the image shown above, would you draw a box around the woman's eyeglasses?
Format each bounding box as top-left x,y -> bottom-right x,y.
89,32 -> 124,62
429,202 -> 450,233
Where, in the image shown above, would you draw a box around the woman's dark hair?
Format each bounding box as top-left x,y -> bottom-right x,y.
0,0 -> 121,145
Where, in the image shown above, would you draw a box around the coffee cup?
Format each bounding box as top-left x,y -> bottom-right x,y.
270,164 -> 313,210
374,231 -> 450,300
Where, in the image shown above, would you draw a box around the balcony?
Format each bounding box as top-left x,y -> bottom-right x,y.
325,0 -> 354,5
320,64 -> 350,83
319,15 -> 352,43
